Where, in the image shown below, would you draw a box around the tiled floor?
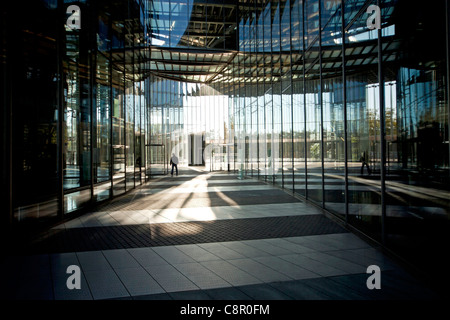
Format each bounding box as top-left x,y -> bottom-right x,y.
0,168 -> 443,300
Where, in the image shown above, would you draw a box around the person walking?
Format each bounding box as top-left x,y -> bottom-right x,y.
170,153 -> 179,176
360,151 -> 372,175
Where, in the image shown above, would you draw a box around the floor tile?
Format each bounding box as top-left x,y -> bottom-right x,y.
52,271 -> 93,300
348,248 -> 400,270
241,239 -> 293,256
254,256 -> 319,280
320,233 -> 372,249
220,241 -> 272,258
269,280 -> 334,300
169,290 -> 213,300
83,269 -> 130,300
144,264 -> 199,293
325,249 -> 382,268
379,270 -> 441,299
126,211 -> 151,224
115,267 -> 165,296
76,251 -> 112,272
198,243 -> 246,260
203,287 -> 252,300
303,252 -> 367,274
173,262 -> 232,289
326,273 -> 389,300
201,260 -> 261,286
264,238 -> 317,254
228,258 -> 291,283
300,276 -> 369,300
237,283 -> 293,300
133,293 -> 173,300
279,254 -> 348,277
80,216 -> 103,228
153,246 -> 196,264
102,249 -> 141,269
63,218 -> 84,228
50,252 -> 80,272
174,244 -> 222,262
127,247 -> 169,267
285,237 -> 340,252
97,214 -> 121,226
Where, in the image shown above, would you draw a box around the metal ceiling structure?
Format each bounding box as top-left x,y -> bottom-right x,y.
112,0 -> 400,84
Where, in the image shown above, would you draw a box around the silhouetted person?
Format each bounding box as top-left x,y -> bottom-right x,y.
170,153 -> 179,176
360,151 -> 372,175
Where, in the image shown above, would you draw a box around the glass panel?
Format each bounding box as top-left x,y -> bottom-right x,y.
249,84 -> 257,177
291,0 -> 305,195
273,83 -> 283,187
136,80 -> 147,184
265,85 -> 274,183
345,0 -> 381,241
245,81 -> 252,174
343,0 -> 368,28
93,12 -> 112,202
94,16 -> 111,186
281,0 -> 292,190
11,2 -> 59,222
280,0 -> 291,52
305,77 -> 322,204
305,0 -> 319,48
383,0 -> 450,276
293,79 -> 306,196
63,15 -> 92,192
323,75 -> 346,218
94,65 -> 111,185
170,0 -> 190,47
322,0 -> 345,219
125,80 -> 135,191
112,67 -> 126,196
65,189 -> 91,215
282,80 -> 293,190
62,2 -> 93,214
258,80 -> 266,179
303,0 -> 322,205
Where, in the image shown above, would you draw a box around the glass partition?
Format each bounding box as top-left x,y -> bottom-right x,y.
322,0 -> 345,219
344,0 -> 382,241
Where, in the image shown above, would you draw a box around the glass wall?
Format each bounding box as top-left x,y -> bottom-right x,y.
230,0 -> 450,284
2,0 -> 151,225
148,76 -> 230,172
344,0 -> 383,241
381,0 -> 450,274
321,0 -> 345,221
7,0 -> 60,223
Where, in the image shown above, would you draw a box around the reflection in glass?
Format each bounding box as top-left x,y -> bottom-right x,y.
322,0 -> 345,219
305,78 -> 322,204
63,24 -> 91,191
112,69 -> 126,196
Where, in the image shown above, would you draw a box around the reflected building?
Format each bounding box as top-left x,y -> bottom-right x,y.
1,0 -> 450,290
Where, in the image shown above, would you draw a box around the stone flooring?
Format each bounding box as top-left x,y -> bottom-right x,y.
0,168 -> 443,303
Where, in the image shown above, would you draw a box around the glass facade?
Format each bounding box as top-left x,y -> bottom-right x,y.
148,77 -> 232,173
227,0 -> 450,278
2,0 -> 151,224
1,0 -> 450,287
